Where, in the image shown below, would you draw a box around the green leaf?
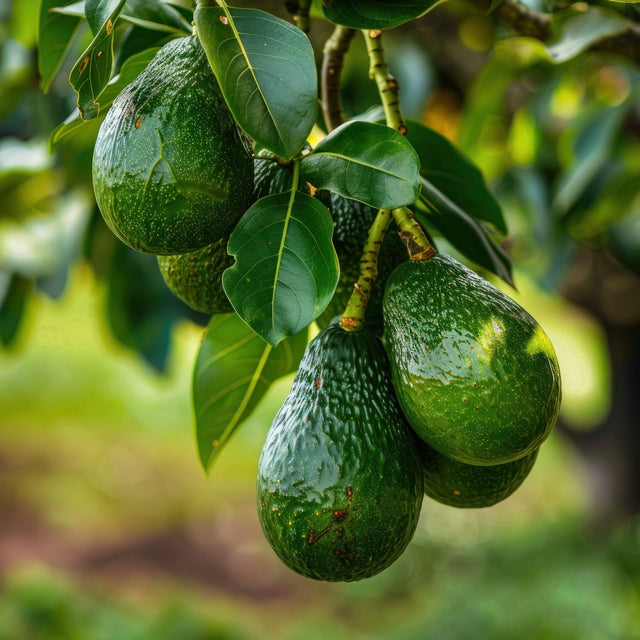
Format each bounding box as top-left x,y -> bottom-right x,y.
322,0 -> 446,29
69,0 -> 127,119
405,119 -> 507,234
193,313 -> 308,472
38,0 -> 84,92
300,121 -> 420,209
121,0 -> 192,34
415,179 -> 514,286
223,190 -> 339,346
86,0 -> 124,34
194,5 -> 317,160
548,6 -> 627,63
49,46 -> 159,149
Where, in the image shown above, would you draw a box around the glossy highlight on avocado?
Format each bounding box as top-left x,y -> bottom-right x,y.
383,254 -> 561,465
257,324 -> 424,582
92,36 -> 254,255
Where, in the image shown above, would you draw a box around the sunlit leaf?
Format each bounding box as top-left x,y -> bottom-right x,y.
195,5 -> 317,160
300,121 -> 420,209
193,313 -> 308,472
223,190 -> 339,346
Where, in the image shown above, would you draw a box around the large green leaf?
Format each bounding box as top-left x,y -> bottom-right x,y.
415,179 -> 513,286
194,5 -> 317,160
69,0 -> 127,119
193,313 -> 308,472
300,121 -> 420,209
49,46 -> 160,149
322,0 -> 446,29
38,0 -> 84,92
405,119 -> 507,234
223,190 -> 339,346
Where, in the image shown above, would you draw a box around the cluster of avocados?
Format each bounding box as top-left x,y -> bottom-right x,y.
92,35 -> 561,584
257,256 -> 561,582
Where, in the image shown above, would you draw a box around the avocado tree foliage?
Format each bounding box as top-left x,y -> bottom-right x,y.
0,0 -> 634,525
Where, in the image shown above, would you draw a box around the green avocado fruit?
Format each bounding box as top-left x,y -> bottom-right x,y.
383,254 -> 561,465
315,192 -> 406,333
92,35 -> 254,255
157,238 -> 233,314
418,439 -> 539,508
257,324 -> 424,582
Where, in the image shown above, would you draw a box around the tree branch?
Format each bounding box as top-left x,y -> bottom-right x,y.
468,0 -> 640,65
321,25 -> 356,132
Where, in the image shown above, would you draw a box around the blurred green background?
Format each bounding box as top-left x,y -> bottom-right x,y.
2,1 -> 640,638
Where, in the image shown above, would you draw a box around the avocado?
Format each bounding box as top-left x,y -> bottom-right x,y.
383,254 -> 561,465
315,192 -> 406,333
418,439 -> 539,508
157,238 -> 233,314
257,323 -> 424,582
92,35 -> 254,255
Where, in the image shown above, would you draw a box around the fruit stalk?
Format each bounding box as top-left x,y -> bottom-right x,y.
321,25 -> 356,132
340,208 -> 393,332
392,207 -> 436,261
362,29 -> 407,135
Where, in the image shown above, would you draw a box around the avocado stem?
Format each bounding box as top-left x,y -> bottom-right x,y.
362,29 -> 407,135
392,207 -> 436,261
322,25 -> 357,132
340,208 -> 393,332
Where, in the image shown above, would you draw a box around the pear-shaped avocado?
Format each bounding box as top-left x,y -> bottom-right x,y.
383,254 -> 561,465
257,324 -> 423,582
315,192 -> 406,333
157,238 -> 233,314
418,439 -> 538,508
92,36 -> 254,255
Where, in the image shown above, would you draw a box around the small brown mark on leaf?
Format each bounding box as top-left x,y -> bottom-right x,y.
453,490 -> 461,496
97,50 -> 103,58
106,19 -> 113,35
369,29 -> 382,38
78,56 -> 89,74
220,15 -> 229,25
135,117 -> 142,129
315,376 -> 323,390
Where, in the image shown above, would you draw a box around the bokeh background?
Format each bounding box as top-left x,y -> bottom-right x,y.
1,0 -> 640,638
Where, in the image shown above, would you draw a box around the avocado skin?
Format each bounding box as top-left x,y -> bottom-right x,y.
418,439 -> 538,508
92,36 -> 254,255
157,238 -> 233,314
383,255 -> 561,465
316,192 -> 406,333
257,324 -> 423,582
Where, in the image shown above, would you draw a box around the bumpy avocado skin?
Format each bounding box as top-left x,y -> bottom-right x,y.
315,192 -> 406,333
418,439 -> 538,508
92,36 -> 254,255
257,324 -> 424,582
383,255 -> 561,465
157,238 -> 233,314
